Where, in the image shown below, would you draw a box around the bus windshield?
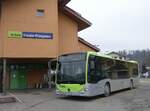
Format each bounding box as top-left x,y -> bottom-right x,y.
57,53 -> 86,84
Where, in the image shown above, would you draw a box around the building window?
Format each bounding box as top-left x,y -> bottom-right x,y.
36,9 -> 45,16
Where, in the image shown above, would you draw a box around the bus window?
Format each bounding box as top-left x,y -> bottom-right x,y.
88,56 -> 108,83
57,53 -> 86,84
117,71 -> 129,79
88,55 -> 95,83
102,60 -> 116,79
132,64 -> 138,77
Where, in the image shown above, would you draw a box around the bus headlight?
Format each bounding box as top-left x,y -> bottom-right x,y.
80,87 -> 88,93
84,87 -> 89,92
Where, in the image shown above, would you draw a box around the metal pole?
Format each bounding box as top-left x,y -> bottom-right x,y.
2,59 -> 6,95
48,60 -> 51,89
0,60 -> 2,93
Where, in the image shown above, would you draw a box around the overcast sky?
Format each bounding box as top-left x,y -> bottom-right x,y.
68,0 -> 150,52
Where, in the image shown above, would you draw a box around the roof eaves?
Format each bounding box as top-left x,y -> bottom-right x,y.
62,6 -> 92,31
58,0 -> 92,31
78,37 -> 100,52
58,0 -> 71,6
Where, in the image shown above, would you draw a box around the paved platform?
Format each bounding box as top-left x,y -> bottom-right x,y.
0,89 -> 53,104
0,93 -> 17,104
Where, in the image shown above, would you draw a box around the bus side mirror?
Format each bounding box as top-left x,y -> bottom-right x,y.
48,60 -> 58,74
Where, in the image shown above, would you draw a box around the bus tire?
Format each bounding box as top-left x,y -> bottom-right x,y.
104,83 -> 111,97
130,80 -> 134,89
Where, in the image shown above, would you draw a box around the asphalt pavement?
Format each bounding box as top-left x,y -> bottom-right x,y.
0,79 -> 150,111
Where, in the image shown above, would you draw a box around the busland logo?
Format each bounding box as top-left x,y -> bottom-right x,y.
8,31 -> 22,38
8,31 -> 53,39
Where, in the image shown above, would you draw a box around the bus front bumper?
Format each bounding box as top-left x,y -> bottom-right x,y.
56,90 -> 90,97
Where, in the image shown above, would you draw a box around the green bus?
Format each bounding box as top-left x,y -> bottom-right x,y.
56,52 -> 139,97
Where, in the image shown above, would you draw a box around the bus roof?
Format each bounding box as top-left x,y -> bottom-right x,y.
87,51 -> 138,64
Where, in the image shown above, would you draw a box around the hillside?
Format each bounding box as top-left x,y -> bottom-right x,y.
118,49 -> 150,72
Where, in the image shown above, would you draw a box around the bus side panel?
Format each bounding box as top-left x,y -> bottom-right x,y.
123,79 -> 131,89
86,79 -> 110,96
110,79 -> 125,92
133,77 -> 140,87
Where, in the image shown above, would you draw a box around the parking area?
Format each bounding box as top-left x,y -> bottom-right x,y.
0,79 -> 150,111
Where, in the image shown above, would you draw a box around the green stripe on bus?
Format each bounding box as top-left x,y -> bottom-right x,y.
56,84 -> 85,93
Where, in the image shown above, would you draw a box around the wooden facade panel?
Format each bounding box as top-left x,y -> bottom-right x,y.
59,12 -> 80,55
1,0 -> 59,58
78,41 -> 97,52
0,17 -> 2,57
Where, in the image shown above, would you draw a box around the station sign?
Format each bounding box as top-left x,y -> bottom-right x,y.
8,31 -> 53,39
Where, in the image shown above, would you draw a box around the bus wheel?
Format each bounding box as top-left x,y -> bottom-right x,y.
104,83 -> 111,97
130,80 -> 134,89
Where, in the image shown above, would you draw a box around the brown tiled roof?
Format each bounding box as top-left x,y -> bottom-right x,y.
78,37 -> 100,52
59,0 -> 92,31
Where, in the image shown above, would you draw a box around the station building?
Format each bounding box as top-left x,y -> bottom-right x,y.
0,0 -> 99,91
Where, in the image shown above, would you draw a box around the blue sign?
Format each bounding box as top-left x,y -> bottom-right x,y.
22,32 -> 53,39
